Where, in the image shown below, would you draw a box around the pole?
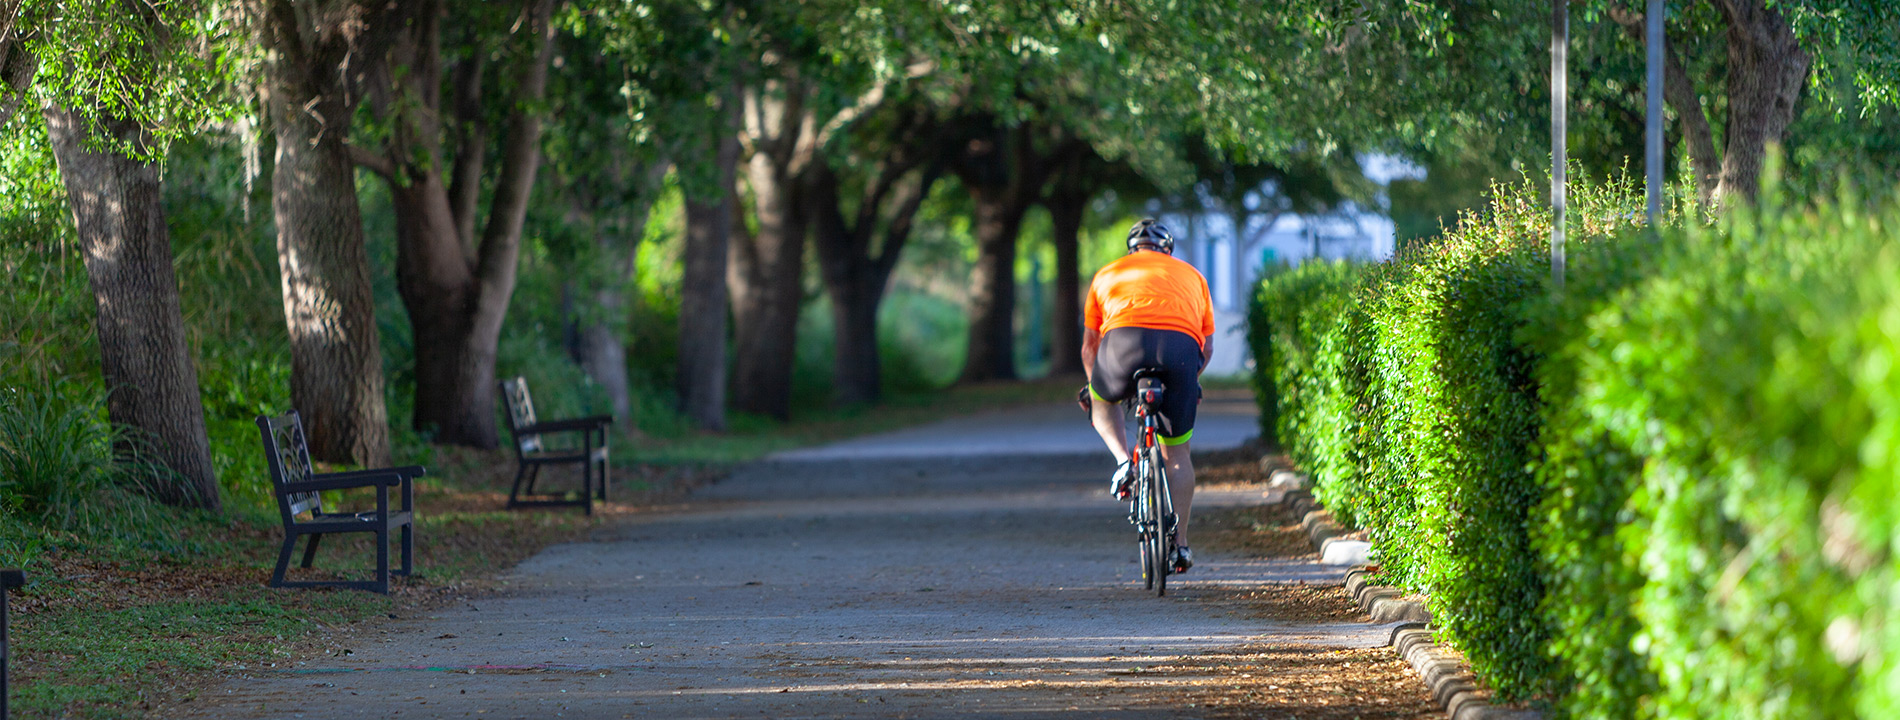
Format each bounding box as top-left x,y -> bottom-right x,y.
1027,254 -> 1044,366
1551,0 -> 1567,292
1645,0 -> 1664,226
1,569 -> 20,720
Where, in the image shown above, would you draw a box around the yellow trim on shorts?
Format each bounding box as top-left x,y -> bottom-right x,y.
1090,385 -> 1107,402
1159,430 -> 1193,446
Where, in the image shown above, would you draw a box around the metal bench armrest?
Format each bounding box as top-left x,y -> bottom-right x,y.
517,416 -> 613,435
286,471 -> 406,493
320,465 -> 427,481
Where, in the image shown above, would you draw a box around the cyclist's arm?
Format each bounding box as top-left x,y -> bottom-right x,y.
1082,328 -> 1103,381
1200,334 -> 1213,376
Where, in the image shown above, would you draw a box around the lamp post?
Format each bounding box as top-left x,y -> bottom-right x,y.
1646,0 -> 1664,225
1551,0 -> 1568,292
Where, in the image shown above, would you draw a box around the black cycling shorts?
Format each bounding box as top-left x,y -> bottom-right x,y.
1089,327 -> 1204,444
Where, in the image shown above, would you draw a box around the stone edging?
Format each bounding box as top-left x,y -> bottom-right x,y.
1265,468 -> 1542,720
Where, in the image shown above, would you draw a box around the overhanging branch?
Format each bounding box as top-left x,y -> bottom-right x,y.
811,59 -> 936,155
346,142 -> 397,179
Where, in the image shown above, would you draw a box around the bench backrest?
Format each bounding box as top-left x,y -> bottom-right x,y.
256,411 -> 324,521
499,377 -> 543,455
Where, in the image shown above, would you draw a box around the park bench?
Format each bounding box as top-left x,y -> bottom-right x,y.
255,411 -> 422,594
2,568 -> 22,719
499,376 -> 612,515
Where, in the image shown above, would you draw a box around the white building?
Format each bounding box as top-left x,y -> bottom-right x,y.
1159,154 -> 1420,377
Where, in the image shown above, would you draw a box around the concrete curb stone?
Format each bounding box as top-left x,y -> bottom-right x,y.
1273,470 -> 1543,720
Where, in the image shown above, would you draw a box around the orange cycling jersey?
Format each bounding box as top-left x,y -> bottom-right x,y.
1084,250 -> 1215,345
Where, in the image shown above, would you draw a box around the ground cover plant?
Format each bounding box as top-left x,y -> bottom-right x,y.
1251,172 -> 1900,718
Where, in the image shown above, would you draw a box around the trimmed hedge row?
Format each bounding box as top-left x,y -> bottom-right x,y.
1250,176 -> 1900,718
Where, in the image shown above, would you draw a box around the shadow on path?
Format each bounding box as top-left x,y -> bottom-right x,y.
190,399 -> 1406,719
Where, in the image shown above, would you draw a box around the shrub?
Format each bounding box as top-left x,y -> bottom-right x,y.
1539,194 -> 1900,719
1248,259 -> 1364,477
1255,174 -> 1900,717
1253,169 -> 1672,702
880,291 -> 967,394
1255,172 -> 1648,698
1522,226 -> 1662,720
0,387 -> 157,536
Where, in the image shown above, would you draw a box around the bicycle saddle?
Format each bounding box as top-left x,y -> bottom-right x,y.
1132,369 -> 1165,407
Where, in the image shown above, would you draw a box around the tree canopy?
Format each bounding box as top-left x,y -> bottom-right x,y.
2,0 -> 1896,504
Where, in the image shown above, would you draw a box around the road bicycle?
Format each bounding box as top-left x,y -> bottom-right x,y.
1080,370 -> 1179,596
1125,370 -> 1178,596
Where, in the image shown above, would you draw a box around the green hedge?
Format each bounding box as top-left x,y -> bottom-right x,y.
1251,175 -> 1900,718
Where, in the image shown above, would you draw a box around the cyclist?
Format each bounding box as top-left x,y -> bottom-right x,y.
1081,218 -> 1213,573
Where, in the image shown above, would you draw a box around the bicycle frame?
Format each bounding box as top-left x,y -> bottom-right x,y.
1128,384 -> 1176,593
1133,401 -> 1175,521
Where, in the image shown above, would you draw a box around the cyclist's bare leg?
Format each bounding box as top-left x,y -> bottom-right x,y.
1158,440 -> 1195,547
1089,396 -> 1132,464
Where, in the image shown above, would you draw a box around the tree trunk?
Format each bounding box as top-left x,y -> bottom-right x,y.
809,160 -> 940,406
42,107 -> 219,510
961,187 -> 1027,382
729,63 -> 918,416
258,0 -> 393,468
678,133 -> 740,430
952,119 -> 1068,383
829,283 -> 882,405
270,113 -> 394,467
1664,39 -> 1723,199
1608,1 -> 1809,203
728,150 -> 807,420
0,18 -> 36,132
370,0 -> 557,449
1045,186 -> 1086,376
569,177 -> 661,425
1712,0 -> 1810,202
399,85 -> 544,449
1607,6 -> 1732,202
573,290 -> 631,422
810,164 -> 886,405
390,179 -> 492,445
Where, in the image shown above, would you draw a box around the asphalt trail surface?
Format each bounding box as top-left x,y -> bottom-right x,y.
194,399 -> 1379,719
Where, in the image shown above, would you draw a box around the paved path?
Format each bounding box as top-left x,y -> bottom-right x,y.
770,391 -> 1260,460
194,400 -> 1379,719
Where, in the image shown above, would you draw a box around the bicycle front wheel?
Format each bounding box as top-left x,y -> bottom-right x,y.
1145,457 -> 1169,596
1139,524 -> 1156,590
1135,454 -> 1156,590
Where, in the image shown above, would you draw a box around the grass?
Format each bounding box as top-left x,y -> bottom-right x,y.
17,593 -> 387,716
4,375 -> 1084,718
6,468 -> 648,718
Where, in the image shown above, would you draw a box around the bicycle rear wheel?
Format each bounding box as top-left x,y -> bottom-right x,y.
1135,454 -> 1156,590
1145,453 -> 1169,596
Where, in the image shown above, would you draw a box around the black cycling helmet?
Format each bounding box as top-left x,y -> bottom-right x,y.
1126,218 -> 1175,254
